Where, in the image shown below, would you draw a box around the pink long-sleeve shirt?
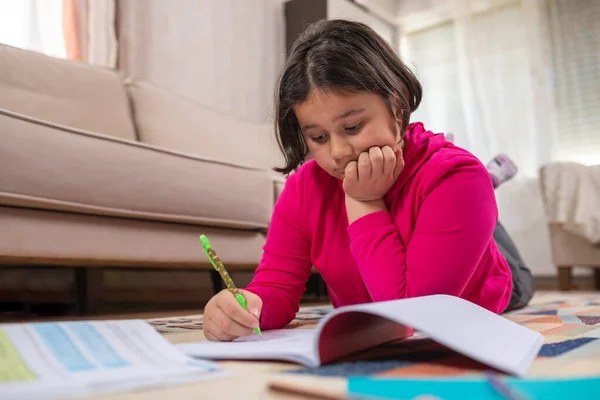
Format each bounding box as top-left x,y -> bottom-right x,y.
246,122 -> 512,330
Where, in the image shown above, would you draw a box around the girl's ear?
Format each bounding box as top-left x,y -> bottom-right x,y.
388,93 -> 403,123
389,94 -> 405,144
395,110 -> 403,125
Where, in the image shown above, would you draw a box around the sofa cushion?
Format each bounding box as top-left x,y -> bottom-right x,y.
540,162 -> 600,245
0,206 -> 265,272
0,206 -> 267,267
548,224 -> 600,267
0,109 -> 273,230
0,44 -> 136,141
125,79 -> 283,171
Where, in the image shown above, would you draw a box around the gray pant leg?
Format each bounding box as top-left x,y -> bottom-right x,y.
493,221 -> 535,311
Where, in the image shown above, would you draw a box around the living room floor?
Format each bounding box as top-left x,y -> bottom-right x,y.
1,274 -> 597,324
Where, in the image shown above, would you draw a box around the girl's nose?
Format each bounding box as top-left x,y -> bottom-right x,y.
331,137 -> 353,164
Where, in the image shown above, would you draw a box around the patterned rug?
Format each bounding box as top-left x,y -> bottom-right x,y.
150,317 -> 204,335
290,295 -> 600,378
148,306 -> 332,335
149,295 -> 600,378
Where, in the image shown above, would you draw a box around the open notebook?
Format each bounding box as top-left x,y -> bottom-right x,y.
178,295 -> 544,377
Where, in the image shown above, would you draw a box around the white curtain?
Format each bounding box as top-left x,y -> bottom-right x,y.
400,0 -> 564,276
548,0 -> 600,166
404,0 -> 557,178
0,0 -> 117,67
0,0 -> 66,58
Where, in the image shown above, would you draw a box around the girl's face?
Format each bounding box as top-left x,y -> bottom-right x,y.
294,89 -> 403,180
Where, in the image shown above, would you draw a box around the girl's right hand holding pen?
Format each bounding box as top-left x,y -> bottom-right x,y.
203,289 -> 262,341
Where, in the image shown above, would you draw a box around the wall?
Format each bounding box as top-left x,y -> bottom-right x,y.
328,0 -> 396,44
359,0 -> 399,15
396,0 -> 520,33
117,0 -> 287,122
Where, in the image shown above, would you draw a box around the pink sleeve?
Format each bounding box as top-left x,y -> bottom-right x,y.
244,173 -> 313,330
347,162 -> 497,302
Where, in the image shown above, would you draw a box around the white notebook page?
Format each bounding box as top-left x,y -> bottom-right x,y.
177,329 -> 319,367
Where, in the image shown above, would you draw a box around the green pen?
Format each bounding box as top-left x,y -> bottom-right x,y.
199,234 -> 262,336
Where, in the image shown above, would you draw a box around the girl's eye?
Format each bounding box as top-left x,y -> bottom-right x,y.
345,123 -> 362,133
311,133 -> 328,143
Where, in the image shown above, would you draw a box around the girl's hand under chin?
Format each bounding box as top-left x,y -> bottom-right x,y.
342,145 -> 404,202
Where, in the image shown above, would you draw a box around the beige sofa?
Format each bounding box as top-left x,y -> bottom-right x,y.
539,162 -> 600,290
0,44 -> 284,312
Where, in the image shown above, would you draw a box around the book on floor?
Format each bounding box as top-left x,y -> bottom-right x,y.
178,294 -> 544,377
267,375 -> 600,400
0,319 -> 227,399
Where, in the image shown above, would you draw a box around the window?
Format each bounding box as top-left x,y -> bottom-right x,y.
399,0 -> 600,174
548,0 -> 600,165
402,22 -> 467,146
401,1 -> 539,176
0,0 -> 66,59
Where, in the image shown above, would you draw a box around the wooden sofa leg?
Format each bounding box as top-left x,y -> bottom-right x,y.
75,268 -> 104,315
558,266 -> 573,291
594,269 -> 600,290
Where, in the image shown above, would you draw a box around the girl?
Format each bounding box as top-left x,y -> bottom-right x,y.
203,19 -> 534,341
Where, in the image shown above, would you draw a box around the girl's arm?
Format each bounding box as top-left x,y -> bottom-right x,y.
347,160 -> 498,303
345,197 -> 387,224
244,174 -> 312,330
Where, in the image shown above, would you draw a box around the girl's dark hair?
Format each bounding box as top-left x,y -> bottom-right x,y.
274,19 -> 422,175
